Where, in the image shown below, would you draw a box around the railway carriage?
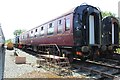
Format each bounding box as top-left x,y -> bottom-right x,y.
18,4 -> 102,61
101,16 -> 119,58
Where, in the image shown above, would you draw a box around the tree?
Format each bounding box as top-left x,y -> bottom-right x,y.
13,29 -> 26,36
5,39 -> 11,43
101,11 -> 116,18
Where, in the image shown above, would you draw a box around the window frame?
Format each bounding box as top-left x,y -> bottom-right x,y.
57,19 -> 63,33
35,29 -> 37,32
40,26 -> 44,36
34,28 -> 39,37
65,18 -> 70,31
30,30 -> 34,38
47,22 -> 54,35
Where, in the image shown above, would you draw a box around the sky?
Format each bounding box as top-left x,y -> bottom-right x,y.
0,0 -> 119,40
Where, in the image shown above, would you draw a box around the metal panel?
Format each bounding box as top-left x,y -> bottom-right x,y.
0,47 -> 5,79
112,23 -> 114,44
89,15 -> 95,44
0,26 -> 5,80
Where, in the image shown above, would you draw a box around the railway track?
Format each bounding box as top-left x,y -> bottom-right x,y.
71,60 -> 120,80
86,60 -> 120,69
19,48 -> 120,79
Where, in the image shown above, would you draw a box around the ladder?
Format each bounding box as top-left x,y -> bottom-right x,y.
37,44 -> 72,76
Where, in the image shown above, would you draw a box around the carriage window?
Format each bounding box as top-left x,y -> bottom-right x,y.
41,27 -> 43,30
30,30 -> 34,38
40,26 -> 44,36
31,31 -> 32,33
48,23 -> 54,35
35,29 -> 37,32
49,23 -> 52,28
58,20 -> 62,25
58,20 -> 62,33
65,18 -> 70,31
35,29 -> 38,37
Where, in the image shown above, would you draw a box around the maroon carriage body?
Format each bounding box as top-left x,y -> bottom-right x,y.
19,13 -> 74,47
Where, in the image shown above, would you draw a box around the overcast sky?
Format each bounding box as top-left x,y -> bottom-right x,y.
0,0 -> 119,40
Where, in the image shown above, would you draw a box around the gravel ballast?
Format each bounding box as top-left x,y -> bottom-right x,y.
4,49 -> 52,78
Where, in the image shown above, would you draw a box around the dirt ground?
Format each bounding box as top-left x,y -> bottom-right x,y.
18,71 -> 62,78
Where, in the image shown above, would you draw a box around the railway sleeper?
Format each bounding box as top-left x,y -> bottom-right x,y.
80,66 -> 118,79
86,60 -> 120,69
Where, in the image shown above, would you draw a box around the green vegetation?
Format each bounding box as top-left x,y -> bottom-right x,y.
13,29 -> 26,36
101,11 -> 116,18
5,29 -> 26,44
116,48 -> 120,54
5,39 -> 12,45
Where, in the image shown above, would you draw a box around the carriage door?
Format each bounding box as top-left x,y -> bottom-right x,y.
113,22 -> 119,44
89,15 -> 95,44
